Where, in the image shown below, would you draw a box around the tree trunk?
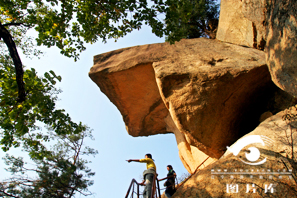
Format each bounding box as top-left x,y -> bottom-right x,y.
0,22 -> 26,102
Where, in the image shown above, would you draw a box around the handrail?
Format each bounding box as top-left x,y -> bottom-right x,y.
126,175 -> 162,198
175,156 -> 210,189
125,179 -> 141,198
156,176 -> 161,197
193,156 -> 210,174
158,174 -> 176,181
157,175 -> 177,193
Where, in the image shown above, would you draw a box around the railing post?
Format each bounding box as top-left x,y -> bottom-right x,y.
126,179 -> 140,198
137,183 -> 139,198
151,174 -> 157,198
156,177 -> 161,198
126,179 -> 134,198
132,182 -> 134,198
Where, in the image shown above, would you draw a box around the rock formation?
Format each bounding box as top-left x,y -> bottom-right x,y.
265,0 -> 297,97
172,107 -> 297,197
89,0 -> 297,195
89,38 -> 294,173
217,0 -> 297,97
216,0 -> 266,49
216,0 -> 254,47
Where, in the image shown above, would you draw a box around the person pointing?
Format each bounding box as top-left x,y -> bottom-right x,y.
127,153 -> 156,198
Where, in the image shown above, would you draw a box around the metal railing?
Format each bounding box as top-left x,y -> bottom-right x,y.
157,175 -> 178,195
125,175 -> 162,198
126,156 -> 210,197
125,179 -> 141,198
125,175 -> 180,198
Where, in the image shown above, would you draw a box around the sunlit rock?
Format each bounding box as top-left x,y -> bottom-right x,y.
89,38 -> 293,173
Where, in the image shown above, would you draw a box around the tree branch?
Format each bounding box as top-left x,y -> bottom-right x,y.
2,22 -> 23,27
0,188 -> 21,198
0,22 -> 26,102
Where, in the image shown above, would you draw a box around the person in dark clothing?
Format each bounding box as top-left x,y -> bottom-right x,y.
164,165 -> 176,198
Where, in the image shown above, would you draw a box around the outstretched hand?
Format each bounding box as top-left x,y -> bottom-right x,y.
126,159 -> 132,163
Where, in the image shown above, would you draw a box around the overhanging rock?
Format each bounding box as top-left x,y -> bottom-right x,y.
89,38 -> 288,171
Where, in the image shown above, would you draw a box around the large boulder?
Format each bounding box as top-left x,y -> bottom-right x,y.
90,38 -> 222,173
242,0 -> 267,49
89,38 -> 293,172
218,0 -> 297,97
217,0 -> 266,49
216,0 -> 254,48
172,107 -> 297,197
265,0 -> 297,97
153,41 -> 272,159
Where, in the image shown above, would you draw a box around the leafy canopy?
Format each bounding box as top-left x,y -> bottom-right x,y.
0,54 -> 69,152
164,0 -> 219,41
0,54 -> 98,197
1,127 -> 97,197
0,0 -> 219,60
0,0 -> 219,102
0,0 -> 159,60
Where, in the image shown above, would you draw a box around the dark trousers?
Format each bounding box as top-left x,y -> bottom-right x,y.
143,173 -> 154,198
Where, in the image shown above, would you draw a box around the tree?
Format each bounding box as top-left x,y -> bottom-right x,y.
163,0 -> 219,42
0,0 -> 219,102
0,54 -> 97,197
0,128 -> 97,198
0,0 -> 156,102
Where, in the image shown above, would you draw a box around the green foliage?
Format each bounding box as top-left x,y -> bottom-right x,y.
0,129 -> 97,197
0,54 -> 97,197
0,0 -> 159,60
0,54 -> 61,152
0,0 -> 220,101
0,0 -> 219,61
0,0 -> 220,102
164,0 -> 219,42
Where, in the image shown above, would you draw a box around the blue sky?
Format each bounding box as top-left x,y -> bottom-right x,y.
1,25 -> 188,197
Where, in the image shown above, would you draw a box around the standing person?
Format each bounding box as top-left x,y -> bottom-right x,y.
127,154 -> 157,198
164,165 -> 176,198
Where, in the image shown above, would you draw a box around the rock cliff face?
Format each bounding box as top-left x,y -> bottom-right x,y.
173,107 -> 297,197
89,38 -> 294,173
89,0 -> 297,195
216,0 -> 255,47
265,0 -> 297,97
217,0 -> 266,49
217,0 -> 297,97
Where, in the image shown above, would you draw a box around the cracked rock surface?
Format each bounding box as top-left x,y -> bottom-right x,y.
89,38 -> 291,172
172,107 -> 297,198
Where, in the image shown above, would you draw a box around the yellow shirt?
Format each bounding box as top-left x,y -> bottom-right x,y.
139,158 -> 156,171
